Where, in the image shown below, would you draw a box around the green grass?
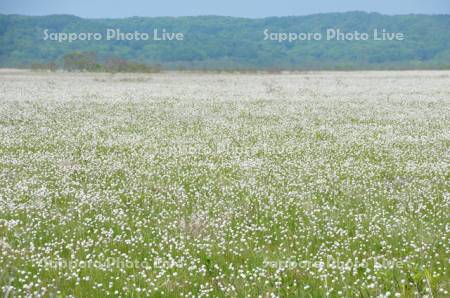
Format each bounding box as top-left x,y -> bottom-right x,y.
0,71 -> 449,297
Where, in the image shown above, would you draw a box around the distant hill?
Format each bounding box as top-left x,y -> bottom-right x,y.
1,12 -> 449,70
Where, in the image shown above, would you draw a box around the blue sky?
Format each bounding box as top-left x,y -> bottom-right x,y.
1,0 -> 449,18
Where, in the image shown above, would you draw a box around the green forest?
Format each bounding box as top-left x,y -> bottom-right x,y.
1,12 -> 449,70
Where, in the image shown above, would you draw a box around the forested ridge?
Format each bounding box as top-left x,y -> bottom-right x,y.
1,12 -> 449,70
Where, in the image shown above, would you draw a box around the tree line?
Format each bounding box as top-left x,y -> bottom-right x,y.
2,12 -> 450,70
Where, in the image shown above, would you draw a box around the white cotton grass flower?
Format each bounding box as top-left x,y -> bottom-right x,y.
0,70 -> 448,297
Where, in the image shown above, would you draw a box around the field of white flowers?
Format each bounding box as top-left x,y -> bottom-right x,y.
0,70 -> 449,297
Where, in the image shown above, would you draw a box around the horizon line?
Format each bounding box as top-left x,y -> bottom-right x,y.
2,10 -> 450,20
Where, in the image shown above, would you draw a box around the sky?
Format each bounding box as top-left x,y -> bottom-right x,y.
0,0 -> 449,18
